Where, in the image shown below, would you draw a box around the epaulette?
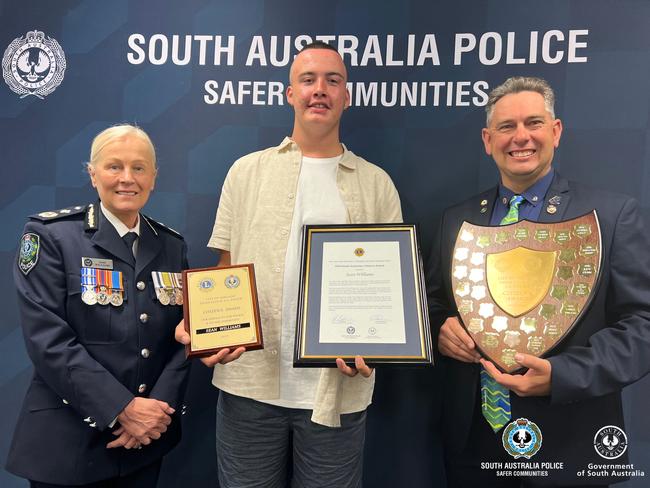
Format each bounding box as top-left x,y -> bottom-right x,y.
142,214 -> 184,240
30,204 -> 88,222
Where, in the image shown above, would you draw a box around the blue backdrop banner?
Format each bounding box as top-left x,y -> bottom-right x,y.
2,1 -> 649,486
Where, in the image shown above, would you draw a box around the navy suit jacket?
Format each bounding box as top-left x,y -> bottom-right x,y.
427,173 -> 650,484
7,203 -> 191,485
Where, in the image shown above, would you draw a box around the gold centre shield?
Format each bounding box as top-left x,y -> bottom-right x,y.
451,211 -> 602,373
486,247 -> 557,317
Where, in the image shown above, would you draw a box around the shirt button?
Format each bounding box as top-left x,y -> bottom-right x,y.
140,313 -> 148,323
137,281 -> 146,291
138,384 -> 147,393
274,267 -> 281,273
270,349 -> 278,355
281,229 -> 288,236
288,193 -> 294,199
141,348 -> 150,359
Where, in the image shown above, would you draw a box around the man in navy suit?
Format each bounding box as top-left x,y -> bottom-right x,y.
428,77 -> 650,487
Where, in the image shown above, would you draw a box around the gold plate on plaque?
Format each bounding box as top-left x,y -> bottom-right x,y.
486,247 -> 556,317
451,211 -> 602,373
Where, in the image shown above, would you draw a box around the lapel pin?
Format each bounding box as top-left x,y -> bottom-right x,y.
547,204 -> 558,215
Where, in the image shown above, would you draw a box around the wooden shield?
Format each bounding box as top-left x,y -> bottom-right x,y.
451,211 -> 602,373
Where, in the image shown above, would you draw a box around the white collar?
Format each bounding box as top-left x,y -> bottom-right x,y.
100,202 -> 141,238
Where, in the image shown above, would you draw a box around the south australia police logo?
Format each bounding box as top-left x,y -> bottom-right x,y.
594,425 -> 628,460
502,418 -> 543,459
18,233 -> 40,275
224,274 -> 240,289
3,30 -> 66,98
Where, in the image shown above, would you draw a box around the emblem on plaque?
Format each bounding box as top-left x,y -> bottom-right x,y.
451,211 -> 602,373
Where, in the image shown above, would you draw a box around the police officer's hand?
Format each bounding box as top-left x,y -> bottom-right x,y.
106,426 -> 143,450
117,397 -> 174,445
438,316 -> 481,363
174,319 -> 245,367
336,356 -> 373,378
481,354 -> 552,397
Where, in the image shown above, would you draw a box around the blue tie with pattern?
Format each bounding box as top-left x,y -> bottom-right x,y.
480,194 -> 524,432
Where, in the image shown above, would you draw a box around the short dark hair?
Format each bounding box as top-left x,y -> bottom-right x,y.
299,40 -> 338,53
485,77 -> 556,125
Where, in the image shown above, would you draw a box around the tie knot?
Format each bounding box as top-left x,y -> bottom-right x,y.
500,195 -> 524,226
123,232 -> 138,249
509,195 -> 524,209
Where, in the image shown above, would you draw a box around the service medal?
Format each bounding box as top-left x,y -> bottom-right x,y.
82,289 -> 97,305
158,289 -> 171,306
81,267 -> 97,305
110,292 -> 123,307
97,290 -> 110,305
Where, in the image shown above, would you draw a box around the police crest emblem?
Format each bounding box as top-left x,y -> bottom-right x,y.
451,211 -> 602,373
502,418 -> 543,459
19,233 -> 40,275
225,274 -> 240,289
3,30 -> 66,99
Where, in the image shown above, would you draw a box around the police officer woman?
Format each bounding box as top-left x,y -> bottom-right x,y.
6,125 -> 190,488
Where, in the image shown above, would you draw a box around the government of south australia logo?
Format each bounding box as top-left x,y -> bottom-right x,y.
594,425 -> 628,460
502,418 -> 543,459
3,30 -> 66,98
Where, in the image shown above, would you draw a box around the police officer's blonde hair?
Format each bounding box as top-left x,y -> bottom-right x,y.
87,124 -> 157,170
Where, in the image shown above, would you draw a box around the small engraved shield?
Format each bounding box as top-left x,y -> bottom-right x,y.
451,211 -> 602,373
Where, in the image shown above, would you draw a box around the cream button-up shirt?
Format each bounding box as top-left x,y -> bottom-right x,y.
208,137 -> 402,427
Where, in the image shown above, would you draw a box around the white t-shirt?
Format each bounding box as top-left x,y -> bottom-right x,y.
264,155 -> 347,409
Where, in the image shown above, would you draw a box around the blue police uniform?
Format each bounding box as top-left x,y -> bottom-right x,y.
6,202 -> 191,485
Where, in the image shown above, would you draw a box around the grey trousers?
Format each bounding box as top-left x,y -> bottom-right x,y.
216,391 -> 366,488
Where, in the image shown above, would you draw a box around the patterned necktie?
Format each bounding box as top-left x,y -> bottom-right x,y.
123,232 -> 138,259
480,194 -> 524,432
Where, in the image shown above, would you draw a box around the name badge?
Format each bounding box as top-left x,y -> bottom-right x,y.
81,257 -> 113,270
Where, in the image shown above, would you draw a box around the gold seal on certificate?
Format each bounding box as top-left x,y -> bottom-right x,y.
450,211 -> 602,373
294,224 -> 433,367
182,264 -> 263,358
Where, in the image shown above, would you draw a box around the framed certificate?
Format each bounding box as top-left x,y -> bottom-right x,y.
182,264 -> 263,358
294,224 -> 433,366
